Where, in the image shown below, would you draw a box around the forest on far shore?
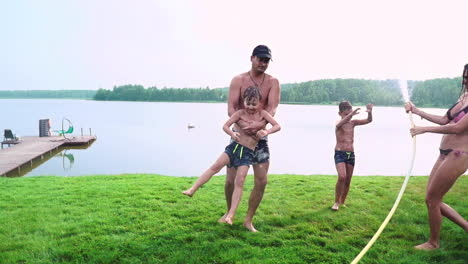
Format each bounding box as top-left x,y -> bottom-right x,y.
93,77 -> 463,107
0,77 -> 463,108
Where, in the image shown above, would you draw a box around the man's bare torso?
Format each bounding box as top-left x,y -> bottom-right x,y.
236,72 -> 273,111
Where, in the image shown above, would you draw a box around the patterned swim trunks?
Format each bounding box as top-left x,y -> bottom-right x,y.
229,131 -> 270,166
334,150 -> 355,166
225,142 -> 255,168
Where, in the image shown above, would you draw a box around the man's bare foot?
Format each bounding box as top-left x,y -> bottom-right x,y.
244,222 -> 258,232
182,189 -> 194,197
414,241 -> 439,250
331,203 -> 340,211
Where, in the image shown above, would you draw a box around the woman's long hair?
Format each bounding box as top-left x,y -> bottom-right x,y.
460,64 -> 468,100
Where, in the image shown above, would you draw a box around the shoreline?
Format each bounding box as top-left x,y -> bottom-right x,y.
0,98 -> 451,109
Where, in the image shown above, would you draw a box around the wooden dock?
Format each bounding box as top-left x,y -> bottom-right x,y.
0,136 -> 96,176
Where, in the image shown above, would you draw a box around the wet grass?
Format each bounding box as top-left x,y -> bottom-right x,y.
0,174 -> 466,264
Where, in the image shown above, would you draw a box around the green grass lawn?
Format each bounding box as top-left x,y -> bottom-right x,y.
0,174 -> 466,264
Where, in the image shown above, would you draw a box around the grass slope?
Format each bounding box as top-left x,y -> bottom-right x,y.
0,174 -> 466,264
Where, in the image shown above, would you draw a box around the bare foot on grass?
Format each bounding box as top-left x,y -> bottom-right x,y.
220,216 -> 233,225
414,241 -> 439,250
331,203 -> 340,211
218,213 -> 228,223
182,189 -> 194,197
244,222 -> 258,232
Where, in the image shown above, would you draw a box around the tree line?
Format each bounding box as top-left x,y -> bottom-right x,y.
94,85 -> 227,102
281,79 -> 405,106
411,77 -> 462,107
0,90 -> 96,99
0,77 -> 462,108
93,77 -> 463,107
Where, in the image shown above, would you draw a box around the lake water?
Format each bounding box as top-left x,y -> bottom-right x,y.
1,99 -> 446,177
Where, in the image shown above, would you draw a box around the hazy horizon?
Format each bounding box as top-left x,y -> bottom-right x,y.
2,0 -> 467,91
0,75 -> 463,91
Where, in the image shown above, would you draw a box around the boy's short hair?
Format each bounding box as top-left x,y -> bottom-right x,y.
338,101 -> 352,112
243,86 -> 262,101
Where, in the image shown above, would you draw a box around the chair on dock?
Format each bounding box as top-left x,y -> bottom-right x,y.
1,129 -> 20,149
54,118 -> 74,139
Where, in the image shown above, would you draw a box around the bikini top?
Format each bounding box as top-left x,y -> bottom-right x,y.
447,101 -> 468,123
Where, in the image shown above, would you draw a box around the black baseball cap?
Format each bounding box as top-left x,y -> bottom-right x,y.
252,45 -> 272,59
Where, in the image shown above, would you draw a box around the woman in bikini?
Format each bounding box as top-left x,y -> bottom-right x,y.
405,63 -> 468,250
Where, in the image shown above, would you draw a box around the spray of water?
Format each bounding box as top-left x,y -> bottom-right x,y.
399,79 -> 410,102
351,78 -> 417,264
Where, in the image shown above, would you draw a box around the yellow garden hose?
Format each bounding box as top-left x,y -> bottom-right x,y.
351,111 -> 416,264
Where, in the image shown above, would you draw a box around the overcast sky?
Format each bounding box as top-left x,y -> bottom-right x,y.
1,0 -> 467,90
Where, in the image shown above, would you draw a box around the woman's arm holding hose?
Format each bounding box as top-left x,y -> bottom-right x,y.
405,102 -> 450,125
411,114 -> 468,136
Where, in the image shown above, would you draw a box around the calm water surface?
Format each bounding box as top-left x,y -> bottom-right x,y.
1,99 -> 446,177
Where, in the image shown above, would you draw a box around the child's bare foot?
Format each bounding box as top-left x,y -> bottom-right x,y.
182,189 -> 194,197
331,203 -> 340,211
243,222 -> 258,232
218,213 -> 227,223
220,216 -> 233,225
414,241 -> 439,250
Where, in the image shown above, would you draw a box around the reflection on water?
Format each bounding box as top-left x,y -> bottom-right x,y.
56,149 -> 75,171
5,143 -> 93,177
0,99 -> 449,176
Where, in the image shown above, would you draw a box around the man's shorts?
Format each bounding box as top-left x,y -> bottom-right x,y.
334,150 -> 355,166
225,142 -> 255,168
251,139 -> 270,165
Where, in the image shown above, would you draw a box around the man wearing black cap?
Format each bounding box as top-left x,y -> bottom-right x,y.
219,45 -> 280,232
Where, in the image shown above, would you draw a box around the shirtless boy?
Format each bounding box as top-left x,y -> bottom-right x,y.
332,101 -> 373,211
